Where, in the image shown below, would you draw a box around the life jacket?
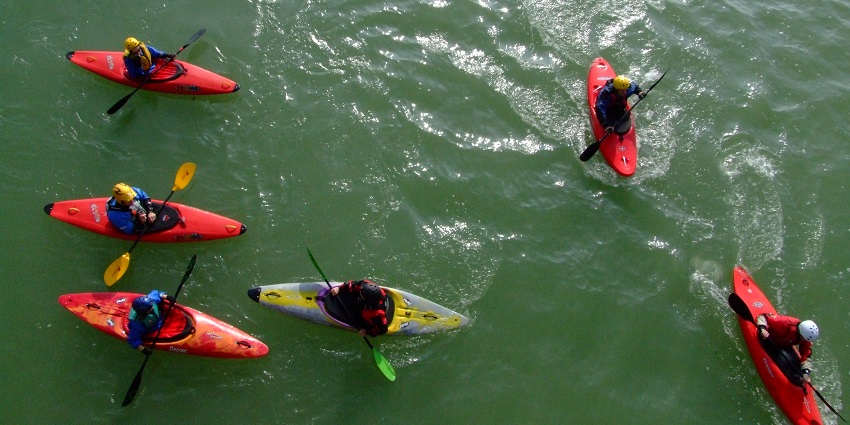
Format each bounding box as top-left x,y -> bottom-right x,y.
128,303 -> 162,331
348,280 -> 388,333
766,315 -> 803,347
124,42 -> 154,71
106,197 -> 147,216
359,292 -> 388,322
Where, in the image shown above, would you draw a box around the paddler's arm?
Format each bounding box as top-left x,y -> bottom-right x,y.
127,322 -> 151,355
630,83 -> 646,99
133,188 -> 156,223
330,280 -> 354,296
755,314 -> 770,338
801,357 -> 813,383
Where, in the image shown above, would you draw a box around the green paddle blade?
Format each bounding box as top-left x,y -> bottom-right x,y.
372,348 -> 396,382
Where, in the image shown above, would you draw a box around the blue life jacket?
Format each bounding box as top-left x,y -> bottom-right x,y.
106,186 -> 152,234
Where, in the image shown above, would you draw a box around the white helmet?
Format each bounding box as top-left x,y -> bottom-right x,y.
799,320 -> 819,342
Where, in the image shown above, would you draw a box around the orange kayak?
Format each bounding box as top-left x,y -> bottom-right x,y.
59,292 -> 268,359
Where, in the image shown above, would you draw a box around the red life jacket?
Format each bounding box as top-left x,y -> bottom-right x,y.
361,301 -> 387,326
764,313 -> 813,362
344,279 -> 389,336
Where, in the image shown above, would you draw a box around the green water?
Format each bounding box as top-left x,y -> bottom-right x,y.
2,0 -> 849,423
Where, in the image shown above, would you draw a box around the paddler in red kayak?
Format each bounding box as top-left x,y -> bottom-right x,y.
127,290 -> 176,355
106,183 -> 156,234
756,313 -> 819,383
594,75 -> 647,135
123,36 -> 174,80
329,280 -> 389,337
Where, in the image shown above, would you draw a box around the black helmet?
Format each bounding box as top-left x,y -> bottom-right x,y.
360,282 -> 382,303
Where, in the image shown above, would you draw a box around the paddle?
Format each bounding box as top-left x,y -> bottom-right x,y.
306,247 -> 397,382
727,293 -> 846,422
580,68 -> 669,162
103,162 -> 197,286
121,254 -> 196,407
107,28 -> 206,115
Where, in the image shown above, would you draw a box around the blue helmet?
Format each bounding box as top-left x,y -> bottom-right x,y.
132,296 -> 154,313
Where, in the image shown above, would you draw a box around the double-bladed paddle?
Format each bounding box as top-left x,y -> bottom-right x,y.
107,28 -> 206,115
104,162 -> 196,286
121,254 -> 196,407
580,68 -> 669,162
307,247 -> 397,381
728,292 -> 846,422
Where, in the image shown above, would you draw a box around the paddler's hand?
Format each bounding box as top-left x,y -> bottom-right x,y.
802,372 -> 811,384
605,126 -> 614,134
638,91 -> 647,100
358,329 -> 367,337
146,212 -> 156,223
140,346 -> 153,356
758,326 -> 769,339
330,287 -> 340,296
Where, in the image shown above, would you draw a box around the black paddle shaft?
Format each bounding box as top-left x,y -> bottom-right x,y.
124,188 -> 179,255
307,248 -> 359,325
121,255 -> 197,407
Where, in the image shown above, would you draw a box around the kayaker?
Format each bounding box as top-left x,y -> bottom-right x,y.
329,280 -> 389,337
594,75 -> 646,134
106,183 -> 157,234
123,36 -> 174,80
127,290 -> 176,355
756,313 -> 819,383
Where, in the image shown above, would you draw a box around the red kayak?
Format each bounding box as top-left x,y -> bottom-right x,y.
44,198 -> 246,242
732,267 -> 822,425
59,292 -> 268,358
586,57 -> 637,177
66,51 -> 239,95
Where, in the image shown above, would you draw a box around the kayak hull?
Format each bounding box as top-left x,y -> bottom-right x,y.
59,292 -> 268,358
44,197 -> 247,243
732,267 -> 822,425
586,57 -> 637,177
247,282 -> 469,335
66,50 -> 239,95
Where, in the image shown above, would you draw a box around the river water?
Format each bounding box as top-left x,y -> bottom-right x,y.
1,0 -> 849,423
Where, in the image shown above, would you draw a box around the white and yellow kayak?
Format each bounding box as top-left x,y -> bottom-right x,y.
247,282 -> 469,335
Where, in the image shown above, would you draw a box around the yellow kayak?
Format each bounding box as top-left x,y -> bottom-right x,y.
247,282 -> 469,335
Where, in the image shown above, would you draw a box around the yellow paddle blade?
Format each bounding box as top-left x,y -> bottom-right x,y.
104,253 -> 131,286
173,162 -> 196,191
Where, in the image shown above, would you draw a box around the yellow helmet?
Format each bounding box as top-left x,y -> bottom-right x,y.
124,37 -> 142,54
613,75 -> 631,90
112,183 -> 137,205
